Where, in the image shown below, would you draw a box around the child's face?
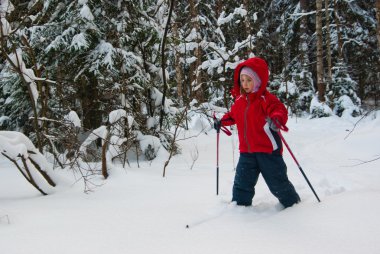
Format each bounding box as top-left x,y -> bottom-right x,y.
241,74 -> 254,93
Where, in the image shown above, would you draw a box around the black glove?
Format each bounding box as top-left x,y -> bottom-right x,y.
213,118 -> 222,131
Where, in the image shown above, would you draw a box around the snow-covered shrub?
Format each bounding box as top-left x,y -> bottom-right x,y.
136,132 -> 161,161
0,116 -> 10,130
310,96 -> 333,118
80,109 -> 136,162
279,58 -> 314,116
48,111 -> 82,160
64,111 -> 82,128
330,61 -> 361,117
80,125 -> 107,162
107,109 -> 136,163
0,131 -> 56,195
293,68 -> 314,114
298,90 -> 314,115
334,95 -> 361,118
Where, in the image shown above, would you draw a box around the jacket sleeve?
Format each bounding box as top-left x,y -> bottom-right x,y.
220,104 -> 236,127
264,93 -> 288,126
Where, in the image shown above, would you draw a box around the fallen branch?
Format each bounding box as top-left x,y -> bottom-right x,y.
345,108 -> 379,140
346,156 -> 380,167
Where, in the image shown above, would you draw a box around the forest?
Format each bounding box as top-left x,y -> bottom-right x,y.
1,0 -> 379,188
2,2 -> 380,253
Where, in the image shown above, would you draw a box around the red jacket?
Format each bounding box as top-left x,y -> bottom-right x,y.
221,57 -> 288,154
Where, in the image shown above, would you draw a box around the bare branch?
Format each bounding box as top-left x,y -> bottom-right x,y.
345,156 -> 380,167
189,145 -> 199,170
344,108 -> 379,140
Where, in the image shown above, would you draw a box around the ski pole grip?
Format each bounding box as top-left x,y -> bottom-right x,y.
213,112 -> 232,136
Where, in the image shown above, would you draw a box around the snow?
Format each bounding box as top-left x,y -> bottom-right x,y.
92,40 -> 115,68
0,17 -> 11,35
80,4 -> 94,21
0,133 -> 28,159
185,28 -> 198,42
310,96 -> 333,118
217,5 -> 247,26
80,125 -> 107,154
1,113 -> 380,254
64,111 -> 81,127
146,117 -> 156,129
137,133 -> 161,155
0,0 -> 14,16
126,116 -> 134,129
201,58 -> 223,72
70,33 -> 89,50
0,131 -> 57,194
257,29 -> 263,37
79,110 -> 135,161
253,12 -> 258,22
109,109 -> 126,124
335,95 -> 359,118
150,87 -> 177,115
279,80 -> 297,95
0,115 -> 10,125
8,49 -> 39,107
78,0 -> 88,5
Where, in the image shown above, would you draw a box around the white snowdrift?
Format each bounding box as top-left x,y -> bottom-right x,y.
1,113 -> 380,254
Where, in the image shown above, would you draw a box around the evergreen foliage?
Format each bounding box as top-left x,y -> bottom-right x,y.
0,0 -> 379,162
330,60 -> 361,117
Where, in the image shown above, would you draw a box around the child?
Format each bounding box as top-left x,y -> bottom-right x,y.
215,57 -> 300,208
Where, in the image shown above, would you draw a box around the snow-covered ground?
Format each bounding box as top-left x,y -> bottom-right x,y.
1,113 -> 380,254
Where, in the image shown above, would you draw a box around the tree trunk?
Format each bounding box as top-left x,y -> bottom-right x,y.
243,0 -> 252,56
159,0 -> 175,130
333,0 -> 344,60
376,0 -> 380,51
298,0 -> 313,99
80,73 -> 101,130
173,20 -> 184,107
101,126 -> 110,179
325,0 -> 332,90
316,0 -> 325,102
189,0 -> 203,103
299,0 -> 309,67
216,0 -> 223,17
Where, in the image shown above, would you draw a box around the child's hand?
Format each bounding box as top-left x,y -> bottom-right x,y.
213,118 -> 222,131
266,117 -> 279,132
267,115 -> 289,132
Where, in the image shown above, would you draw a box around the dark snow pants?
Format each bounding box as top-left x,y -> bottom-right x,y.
232,152 -> 300,208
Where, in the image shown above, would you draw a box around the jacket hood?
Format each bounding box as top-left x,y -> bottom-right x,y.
231,57 -> 269,97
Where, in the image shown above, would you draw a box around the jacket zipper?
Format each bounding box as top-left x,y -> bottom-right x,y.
244,94 -> 251,152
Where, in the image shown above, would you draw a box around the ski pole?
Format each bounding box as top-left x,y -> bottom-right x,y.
278,131 -> 321,202
215,125 -> 231,195
213,113 -> 232,195
216,127 -> 220,195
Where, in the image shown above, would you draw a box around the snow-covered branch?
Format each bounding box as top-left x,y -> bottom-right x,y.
0,131 -> 57,195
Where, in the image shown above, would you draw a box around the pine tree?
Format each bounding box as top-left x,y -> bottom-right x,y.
1,0 -> 379,156
332,0 -> 379,105
330,60 -> 361,117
